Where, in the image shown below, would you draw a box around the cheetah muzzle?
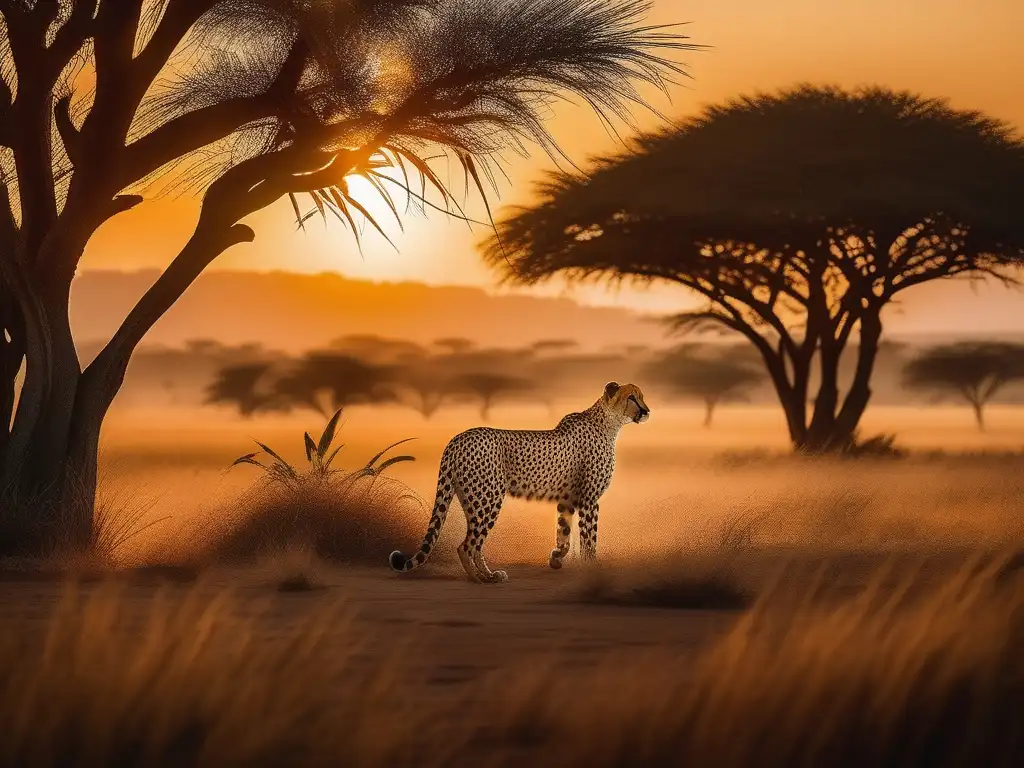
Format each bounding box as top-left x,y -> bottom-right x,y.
389,382 -> 651,583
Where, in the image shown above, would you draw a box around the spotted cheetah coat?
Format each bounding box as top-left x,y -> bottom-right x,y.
389,382 -> 650,583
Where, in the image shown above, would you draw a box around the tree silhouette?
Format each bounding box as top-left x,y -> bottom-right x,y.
902,342 -> 1024,431
642,344 -> 764,427
432,337 -> 477,356
0,0 -> 693,550
529,338 -> 580,356
206,361 -> 284,417
327,334 -> 424,362
487,85 -> 1024,453
451,371 -> 536,421
389,348 -> 455,419
271,352 -> 399,416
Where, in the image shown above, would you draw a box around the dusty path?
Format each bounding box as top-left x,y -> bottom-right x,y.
0,564 -> 739,698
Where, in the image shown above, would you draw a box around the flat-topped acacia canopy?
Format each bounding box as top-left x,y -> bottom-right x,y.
488,85 -> 1024,451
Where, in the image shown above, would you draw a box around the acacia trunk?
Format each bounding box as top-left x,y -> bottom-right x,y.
971,400 -> 986,431
830,314 -> 883,448
702,397 -> 716,428
763,315 -> 883,455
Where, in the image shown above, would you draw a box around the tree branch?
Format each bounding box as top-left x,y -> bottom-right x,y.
116,37 -> 310,189
49,0 -> 100,67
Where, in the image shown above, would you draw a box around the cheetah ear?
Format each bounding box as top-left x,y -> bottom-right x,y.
604,381 -> 621,399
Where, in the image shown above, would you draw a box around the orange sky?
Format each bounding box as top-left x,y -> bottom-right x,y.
81,0 -> 1024,319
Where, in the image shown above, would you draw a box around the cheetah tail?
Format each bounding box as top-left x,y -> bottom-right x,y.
389,467 -> 454,573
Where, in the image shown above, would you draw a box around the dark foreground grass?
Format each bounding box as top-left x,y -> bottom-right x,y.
564,551 -> 754,609
501,551 -> 1024,768
1,552 -> 1020,768
0,582 -> 430,768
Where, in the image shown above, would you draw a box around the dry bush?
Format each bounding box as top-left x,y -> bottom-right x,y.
0,582 -> 430,768
0,477 -> 174,577
201,473 -> 454,567
492,553 -> 1024,768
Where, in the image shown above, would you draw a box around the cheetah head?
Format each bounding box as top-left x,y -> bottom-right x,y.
603,382 -> 650,425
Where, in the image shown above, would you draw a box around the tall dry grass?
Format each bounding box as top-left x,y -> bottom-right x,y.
1,554 -> 1019,767
0,581 -> 432,768
493,552 -> 1024,768
198,474 -> 447,567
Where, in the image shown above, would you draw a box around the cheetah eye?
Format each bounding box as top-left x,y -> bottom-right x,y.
628,395 -> 640,408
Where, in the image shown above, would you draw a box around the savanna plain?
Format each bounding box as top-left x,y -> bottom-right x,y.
2,402 -> 1022,767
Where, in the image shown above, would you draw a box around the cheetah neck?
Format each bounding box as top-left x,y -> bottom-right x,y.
585,401 -> 627,437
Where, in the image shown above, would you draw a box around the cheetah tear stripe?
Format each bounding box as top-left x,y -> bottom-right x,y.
389,382 -> 650,583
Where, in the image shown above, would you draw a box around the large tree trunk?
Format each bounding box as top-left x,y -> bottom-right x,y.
0,215 -> 253,556
805,344 -> 841,451
831,314 -> 883,449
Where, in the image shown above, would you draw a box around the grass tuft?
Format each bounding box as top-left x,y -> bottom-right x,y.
202,473 -> 445,567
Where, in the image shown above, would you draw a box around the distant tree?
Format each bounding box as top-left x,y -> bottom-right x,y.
0,0 -> 691,552
527,351 -> 634,404
185,339 -> 223,355
328,335 -> 424,363
272,352 -> 399,416
432,337 -> 477,356
206,362 -> 282,417
902,342 -> 1024,430
642,345 -> 764,427
529,339 -> 580,356
390,352 -> 455,419
451,372 -> 537,421
488,85 -> 1024,453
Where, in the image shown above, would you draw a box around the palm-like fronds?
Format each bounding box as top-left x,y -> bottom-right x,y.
229,408 -> 416,490
194,0 -> 699,240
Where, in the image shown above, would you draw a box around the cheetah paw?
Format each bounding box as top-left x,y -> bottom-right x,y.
548,555 -> 563,570
492,570 -> 509,583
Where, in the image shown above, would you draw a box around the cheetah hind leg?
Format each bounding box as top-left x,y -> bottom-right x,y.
457,533 -> 483,584
464,502 -> 507,583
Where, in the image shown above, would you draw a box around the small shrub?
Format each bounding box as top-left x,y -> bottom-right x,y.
205,474 -> 441,566
208,410 -> 439,566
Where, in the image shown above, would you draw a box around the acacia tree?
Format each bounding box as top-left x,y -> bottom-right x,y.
487,85 -> 1024,452
451,370 -> 534,420
0,0 -> 692,551
641,343 -> 763,427
205,360 -> 283,416
902,342 -> 1024,431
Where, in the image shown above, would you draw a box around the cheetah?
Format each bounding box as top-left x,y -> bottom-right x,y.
389,382 -> 650,583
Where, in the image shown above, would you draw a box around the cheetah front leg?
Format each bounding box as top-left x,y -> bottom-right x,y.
548,499 -> 575,569
578,502 -> 599,561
